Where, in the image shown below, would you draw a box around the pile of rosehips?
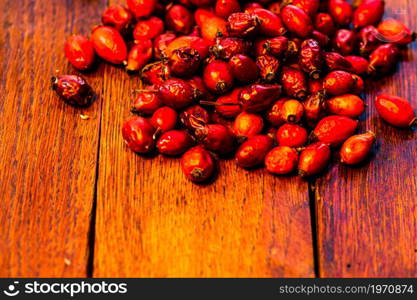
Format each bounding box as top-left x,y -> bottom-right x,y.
55,0 -> 417,183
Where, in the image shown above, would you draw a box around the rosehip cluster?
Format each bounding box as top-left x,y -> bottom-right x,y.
57,0 -> 416,183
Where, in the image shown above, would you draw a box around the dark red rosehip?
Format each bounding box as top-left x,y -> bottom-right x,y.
236,135 -> 274,168
157,130 -> 193,156
190,0 -> 216,7
180,105 -> 210,132
133,17 -> 164,41
340,132 -> 376,165
195,124 -> 235,155
168,47 -> 201,78
233,112 -> 264,138
165,36 -> 210,59
266,99 -> 287,127
298,142 -> 331,177
101,4 -> 133,35
315,13 -> 336,36
210,37 -> 252,60
122,116 -> 156,154
215,87 -> 243,119
326,94 -> 366,118
229,54 -> 259,84
166,5 -> 194,35
323,70 -> 356,96
280,66 -> 308,100
127,0 -> 157,18
358,25 -> 381,56
351,74 -> 364,95
328,0 -> 352,26
154,33 -> 176,60
311,30 -> 330,47
226,12 -> 260,37
262,36 -> 288,58
203,60 -> 234,95
312,115 -> 358,146
308,78 -> 324,94
141,61 -> 171,85
303,92 -> 327,127
181,146 -> 215,183
332,29 -> 356,56
344,56 -> 369,75
256,55 -> 280,83
125,40 -> 153,73
276,124 -> 308,148
91,26 -> 127,65
239,84 -> 281,113
215,0 -> 241,19
368,43 -> 400,75
159,79 -> 197,109
132,90 -> 162,115
252,8 -> 286,37
265,146 -> 299,175
375,94 -> 416,128
51,75 -> 95,107
353,0 -> 385,29
64,35 -> 95,71
299,39 -> 323,79
281,5 -> 313,38
243,2 -> 263,12
151,106 -> 178,132
323,52 -> 352,72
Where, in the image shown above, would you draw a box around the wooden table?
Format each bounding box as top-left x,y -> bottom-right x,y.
0,0 -> 416,278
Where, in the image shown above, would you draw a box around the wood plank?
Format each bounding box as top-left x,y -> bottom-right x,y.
93,0 -> 315,278
315,0 -> 417,277
0,0 -> 106,277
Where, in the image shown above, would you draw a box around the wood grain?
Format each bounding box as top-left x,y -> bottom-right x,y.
92,0 -> 315,278
0,0 -> 106,277
315,0 -> 417,277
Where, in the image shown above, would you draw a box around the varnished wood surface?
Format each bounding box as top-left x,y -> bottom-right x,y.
0,0 -> 415,277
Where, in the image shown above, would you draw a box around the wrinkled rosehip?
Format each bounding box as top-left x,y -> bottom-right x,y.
256,55 -> 280,82
210,37 -> 252,60
265,146 -> 299,175
157,130 -> 193,156
215,88 -> 243,119
233,112 -> 264,139
122,116 -> 156,154
165,36 -> 210,59
226,12 -> 260,37
327,94 -> 365,118
303,92 -> 327,127
151,106 -> 178,132
323,70 -> 356,96
285,37 -> 303,59
353,0 -> 384,29
229,54 -> 259,84
281,99 -> 304,123
266,99 -> 287,127
262,36 -> 288,57
368,43 -> 400,75
299,39 -> 323,79
187,76 -> 212,100
52,75 -> 95,107
281,5 -> 313,38
280,66 -> 308,100
91,26 -> 127,65
377,18 -> 416,46
315,13 -> 336,36
154,33 -> 176,60
181,145 -> 215,183
168,47 -> 201,78
252,8 -> 286,37
132,90 -> 162,115
332,29 -> 356,56
127,0 -> 157,18
215,0 -> 241,18
133,17 -> 164,41
358,25 -> 381,56
196,124 -> 235,155
239,84 -> 281,113
375,94 -> 416,128
235,135 -> 274,168
340,131 -> 376,165
101,4 -> 133,35
276,124 -> 308,148
180,105 -> 210,132
345,56 -> 369,75
159,79 -> 196,108
328,0 -> 352,26
298,142 -> 331,177
312,115 -> 358,146
203,60 -> 234,95
166,5 -> 194,35
64,35 -> 95,71
195,9 -> 228,42
141,61 -> 171,85
323,52 -> 352,72
126,40 -> 153,73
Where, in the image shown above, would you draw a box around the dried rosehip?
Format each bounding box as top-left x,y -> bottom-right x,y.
377,18 -> 416,46
226,12 -> 260,37
239,84 -> 281,113
168,47 -> 201,78
345,56 -> 369,75
151,106 -> 178,132
165,36 -> 210,59
181,146 -> 215,183
203,60 -> 234,94
195,9 -> 228,42
323,52 -> 352,72
308,79 -> 324,94
91,26 -> 127,65
229,54 -> 259,84
210,37 -> 252,60
154,33 -> 176,60
180,105 -> 210,132
262,36 -> 288,57
252,8 -> 286,37
299,39 -> 323,79
266,99 -> 287,127
101,4 -> 133,35
265,146 -> 299,175
315,13 -> 336,36
215,88 -> 243,119
312,30 -> 330,47
358,25 -> 381,56
127,0 -> 157,18
281,5 -> 313,38
323,70 -> 356,96
52,75 -> 95,107
353,0 -> 384,29
159,79 -> 196,108
141,61 -> 171,85
215,0 -> 241,19
375,94 -> 416,128
328,0 -> 352,26
122,116 -> 156,154
166,5 -> 194,35
280,66 -> 308,100
368,43 -> 400,75
133,17 -> 164,41
256,55 -> 280,82
132,90 -> 162,115
303,92 -> 327,127
276,124 -> 308,148
327,94 -> 365,118
281,99 -> 304,123
340,132 -> 376,165
312,115 -> 358,146
64,35 -> 95,71
286,37 -> 303,59
125,40 -> 153,73
233,112 -> 264,138
332,29 -> 356,56
157,130 -> 193,156
235,135 -> 274,168
292,0 -> 320,17
298,142 -> 331,177
195,124 -> 235,155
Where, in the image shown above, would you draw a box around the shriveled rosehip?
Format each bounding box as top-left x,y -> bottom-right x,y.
132,90 -> 162,115
195,124 -> 234,155
127,0 -> 157,18
157,130 -> 193,156
181,146 -> 215,183
328,0 -> 352,26
358,25 -> 381,56
280,66 -> 308,100
298,142 -> 331,177
303,92 -> 327,127
51,75 -> 95,107
286,37 -> 303,59
239,84 -> 281,113
226,12 -> 260,37
180,105 -> 210,132
256,55 -> 280,82
368,43 -> 400,75
101,4 -> 133,35
262,36 -> 288,57
340,131 -> 376,165
281,5 -> 313,38
195,9 -> 228,42
215,0 -> 241,19
154,33 -> 176,60
166,5 -> 194,35
64,35 -> 95,71
313,115 -> 358,146
210,37 -> 252,60
125,40 -> 153,73
299,39 -> 323,79
353,0 -> 384,29
203,60 -> 234,95
332,29 -> 356,56
122,116 -> 156,154
266,99 -> 286,127
233,112 -> 264,138
265,146 -> 299,175
91,26 -> 127,65
229,54 -> 259,84
327,94 -> 365,118
159,79 -> 196,108
168,47 -> 201,78
345,56 -> 369,75
151,106 -> 178,132
312,30 -> 330,47
215,88 -> 243,119
133,17 -> 164,41
141,61 -> 171,85
375,94 -> 416,128
323,70 -> 356,96
323,52 -> 352,72
315,13 -> 336,36
235,135 -> 274,168
187,76 -> 212,100
377,18 -> 416,46
165,36 -> 210,59
292,0 -> 320,17
276,124 -> 308,148
252,8 -> 286,37
308,79 -> 324,94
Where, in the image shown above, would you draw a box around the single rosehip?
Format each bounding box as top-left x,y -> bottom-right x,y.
165,36 -> 210,59
157,130 -> 193,156
203,60 -> 234,95
332,29 -> 356,55
151,106 -> 178,132
276,124 -> 308,148
358,25 -> 381,56
262,36 -> 288,57
303,92 -> 327,127
235,135 -> 274,168
326,94 -> 366,118
166,5 -> 194,35
233,112 -> 264,139
133,16 -> 164,41
281,5 -> 313,38
195,9 -> 228,42
375,94 -> 416,128
229,54 -> 259,84
64,35 -> 95,70
323,70 -> 356,96
280,66 -> 308,100
298,142 -> 331,177
127,0 -> 157,18
91,26 -> 127,65
226,12 -> 260,37
328,0 -> 352,26
141,61 -> 171,85
51,75 -> 95,107
122,116 -> 156,154
315,13 -> 336,36
368,43 -> 400,75
323,52 -> 352,72
168,47 -> 201,78
159,79 -> 197,108
377,18 -> 416,46
299,39 -> 323,79
154,33 -> 177,60
125,40 -> 153,73
181,146 -> 215,183
210,37 -> 252,60
195,124 -> 235,155
180,105 -> 210,132
312,115 -> 358,146
132,90 -> 162,115
265,146 -> 299,175
266,99 -> 288,127
345,56 -> 369,75
340,131 -> 376,165
215,87 -> 243,119
256,55 -> 280,83
312,30 -> 330,47
101,4 -> 133,34
353,0 -> 385,29
239,84 -> 282,113
252,8 -> 286,37
281,99 -> 304,123
292,0 -> 320,17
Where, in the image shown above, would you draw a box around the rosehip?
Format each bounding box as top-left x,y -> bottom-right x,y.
252,8 -> 286,37
195,124 -> 235,155
323,52 -> 352,72
101,4 -> 133,35
168,47 -> 201,78
315,13 -> 336,36
353,0 -> 384,29
215,88 -> 243,119
195,9 -> 228,42
377,18 -> 416,46
323,71 -> 356,96
280,66 -> 308,100
141,61 -> 171,85
51,75 -> 95,107
358,25 -> 381,56
368,43 -> 400,75
210,37 -> 252,60
127,0 -> 157,18
276,124 -> 308,148
180,105 -> 210,132
159,79 -> 196,108
64,35 -> 95,70
166,5 -> 194,35
303,92 -> 327,127
281,99 -> 304,124
332,29 -> 356,56
239,84 -> 281,113
157,130 -> 193,156
328,0 -> 352,26
125,40 -> 153,73
265,146 -> 299,175
226,12 -> 260,37
233,112 -> 264,138
229,54 -> 259,84
327,94 -> 365,118
235,135 -> 274,168
91,26 -> 127,65
281,5 -> 313,38
262,36 -> 288,58
308,79 -> 324,94
375,94 -> 416,128
340,132 -> 376,165
313,115 -> 358,146
165,36 -> 210,59
203,60 -> 234,94
181,146 -> 215,183
151,106 -> 178,132
244,2 -> 263,12
351,74 -> 364,95
268,2 -> 281,15
122,116 -> 156,154
154,33 -> 177,60
215,0 -> 241,19
298,142 -> 331,177
311,30 -> 330,47
256,55 -> 280,82
345,56 -> 369,75
266,99 -> 287,127
292,0 -> 320,17
132,90 -> 162,115
299,39 -> 323,79
133,17 -> 164,41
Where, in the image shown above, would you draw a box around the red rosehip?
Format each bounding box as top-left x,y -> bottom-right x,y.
303,92 -> 327,127
157,130 -> 193,156
256,55 -> 280,82
203,60 -> 234,95
358,25 -> 381,56
64,35 -> 95,70
265,146 -> 299,175
328,0 -> 352,26
236,135 -> 274,168
127,0 -> 157,18
166,5 -> 194,35
210,37 -> 252,60
91,26 -> 127,65
323,70 -> 356,96
262,36 -> 289,58
215,0 -> 241,19
181,146 -> 215,183
229,54 -> 259,84
281,5 -> 313,38
51,75 -> 95,107
280,66 -> 308,100
252,8 -> 286,37
332,29 -> 356,56
159,79 -> 197,109
187,76 -> 212,101
168,47 -> 201,78
326,94 -> 365,118
239,84 -> 281,113
344,56 -> 369,75
353,0 -> 385,29
154,33 -> 176,60
313,115 -> 358,146
375,94 -> 416,128
280,99 -> 304,124
276,124 -> 308,148
122,116 -> 156,154
141,61 -> 171,85
292,0 -> 320,17
233,112 -> 264,138
315,13 -> 336,36
267,99 -> 287,127
340,132 -> 376,165
226,12 -> 260,37
298,142 -> 331,177
151,106 -> 178,132
368,43 -> 400,75
180,105 -> 210,132
132,90 -> 162,115
125,40 -> 153,73
195,124 -> 235,155
195,9 -> 228,42
323,52 -> 352,72
311,30 -> 330,47
308,78 -> 325,94
101,4 -> 133,35
299,39 -> 323,79
133,17 -> 164,41
215,88 -> 243,119
165,36 -> 210,59
377,18 -> 416,46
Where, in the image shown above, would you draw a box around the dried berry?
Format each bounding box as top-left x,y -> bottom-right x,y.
312,115 -> 358,146
328,0 -> 352,26
211,37 -> 252,60
256,55 -> 280,82
215,88 -> 243,119
368,43 -> 400,75
154,33 -> 177,60
252,8 -> 286,37
236,135 -> 274,168
326,94 -> 366,118
122,116 -> 156,154
141,61 -> 171,85
181,146 -> 215,183
215,0 -> 241,19
195,124 -> 235,155
133,17 -> 164,41
298,142 -> 331,176
276,124 -> 308,148
340,132 -> 376,165
196,9 -> 228,42
51,75 -> 95,107
125,40 -> 153,73
345,56 -> 369,75
323,70 -> 356,96
303,92 -> 327,127
323,52 -> 352,72
265,146 -> 299,175
229,54 -> 259,84
281,5 -> 313,38
102,4 -> 133,34
280,66 -> 308,100
266,99 -> 287,127
165,36 -> 210,59
377,18 -> 416,46
315,13 -> 336,36
64,35 -> 95,71
262,36 -> 288,58
157,130 -> 193,156
226,12 -> 260,37
299,39 -> 323,79
332,29 -> 356,56
239,84 -> 281,113
168,47 -> 201,78
166,5 -> 194,35
127,0 -> 157,18
132,90 -> 162,115
159,79 -> 197,108
180,105 -> 210,132
233,112 -> 264,139
375,94 -> 416,128
353,0 -> 384,29
203,60 -> 235,95
281,99 -> 304,123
